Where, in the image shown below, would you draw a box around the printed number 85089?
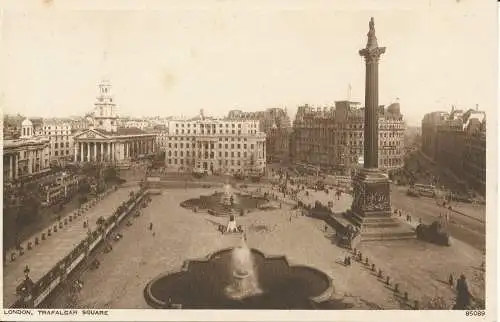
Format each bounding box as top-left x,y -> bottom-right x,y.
465,311 -> 485,317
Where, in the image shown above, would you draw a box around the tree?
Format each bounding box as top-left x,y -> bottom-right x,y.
103,167 -> 117,182
79,180 -> 91,195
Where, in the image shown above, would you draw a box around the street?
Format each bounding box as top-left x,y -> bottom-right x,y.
391,186 -> 485,251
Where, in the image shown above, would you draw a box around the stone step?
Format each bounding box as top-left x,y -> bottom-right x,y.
360,227 -> 416,241
361,234 -> 416,242
362,222 -> 402,228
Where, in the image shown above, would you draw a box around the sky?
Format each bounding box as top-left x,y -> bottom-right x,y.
1,0 -> 497,126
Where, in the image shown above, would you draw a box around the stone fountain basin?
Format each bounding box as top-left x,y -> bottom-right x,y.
180,193 -> 268,216
144,248 -> 337,309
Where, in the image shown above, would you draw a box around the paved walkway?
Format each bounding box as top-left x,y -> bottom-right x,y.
3,185 -> 139,308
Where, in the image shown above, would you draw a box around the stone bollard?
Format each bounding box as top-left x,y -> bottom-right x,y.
371,264 -> 375,271
394,283 -> 399,293
365,257 -> 369,265
404,292 -> 408,301
42,233 -> 46,240
64,218 -> 68,225
386,276 -> 390,285
11,252 -> 16,262
27,242 -> 32,250
377,269 -> 383,278
54,225 -> 58,233
414,300 -> 419,309
19,248 -> 24,256
69,216 -> 73,222
48,229 -> 52,236
59,222 -> 63,229
35,237 -> 39,246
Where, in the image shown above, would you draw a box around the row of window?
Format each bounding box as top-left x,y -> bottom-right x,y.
53,142 -> 71,148
174,129 -> 259,135
168,150 -> 254,158
167,142 -> 256,150
167,158 -> 262,167
174,123 -> 257,128
51,150 -> 71,156
168,136 -> 253,142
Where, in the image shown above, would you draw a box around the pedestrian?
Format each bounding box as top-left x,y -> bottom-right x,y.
449,273 -> 454,286
149,222 -> 153,231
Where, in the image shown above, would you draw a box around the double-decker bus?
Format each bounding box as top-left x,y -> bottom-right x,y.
408,183 -> 436,198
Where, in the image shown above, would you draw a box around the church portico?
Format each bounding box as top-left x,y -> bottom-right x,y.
74,132 -> 156,163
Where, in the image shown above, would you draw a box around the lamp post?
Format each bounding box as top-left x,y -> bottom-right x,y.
23,265 -> 30,279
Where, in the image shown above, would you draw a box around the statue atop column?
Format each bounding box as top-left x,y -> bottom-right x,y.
366,17 -> 379,49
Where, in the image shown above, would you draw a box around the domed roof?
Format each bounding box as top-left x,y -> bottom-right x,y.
21,118 -> 33,126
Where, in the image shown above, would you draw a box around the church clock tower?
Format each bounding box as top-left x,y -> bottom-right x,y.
93,79 -> 118,133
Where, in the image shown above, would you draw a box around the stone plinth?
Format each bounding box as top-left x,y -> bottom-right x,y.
347,168 -> 415,242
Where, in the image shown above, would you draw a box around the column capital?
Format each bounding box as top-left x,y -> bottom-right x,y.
359,47 -> 386,62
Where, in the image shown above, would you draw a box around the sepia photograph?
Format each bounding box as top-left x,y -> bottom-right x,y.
1,0 -> 497,321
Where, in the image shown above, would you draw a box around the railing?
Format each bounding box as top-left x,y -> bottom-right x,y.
11,188 -> 149,308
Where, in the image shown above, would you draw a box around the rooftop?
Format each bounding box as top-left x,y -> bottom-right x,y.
4,137 -> 50,149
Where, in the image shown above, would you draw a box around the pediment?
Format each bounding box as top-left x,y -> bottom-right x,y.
74,129 -> 109,140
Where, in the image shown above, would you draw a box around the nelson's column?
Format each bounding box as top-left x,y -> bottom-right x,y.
347,18 -> 415,242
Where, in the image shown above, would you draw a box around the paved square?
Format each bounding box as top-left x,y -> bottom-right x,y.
50,187 -> 484,309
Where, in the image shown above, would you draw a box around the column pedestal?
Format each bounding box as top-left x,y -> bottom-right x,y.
345,168 -> 415,243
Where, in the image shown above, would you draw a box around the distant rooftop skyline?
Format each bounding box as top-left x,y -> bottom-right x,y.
2,0 -> 496,126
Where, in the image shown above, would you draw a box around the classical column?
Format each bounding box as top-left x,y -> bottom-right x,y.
80,143 -> 83,162
9,154 -> 13,180
14,153 -> 18,179
100,143 -> 104,162
359,17 -> 385,169
87,143 -> 90,162
74,143 -> 78,162
107,142 -> 111,161
28,151 -> 32,174
93,143 -> 97,162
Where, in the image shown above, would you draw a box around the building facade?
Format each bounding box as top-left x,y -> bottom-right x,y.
41,120 -> 74,165
73,80 -> 156,168
164,115 -> 266,175
227,108 -> 291,162
291,101 -> 405,173
424,107 -> 486,195
152,125 -> 169,150
421,111 -> 450,160
3,136 -> 50,182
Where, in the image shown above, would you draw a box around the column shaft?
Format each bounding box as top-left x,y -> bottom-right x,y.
9,155 -> 13,180
363,59 -> 379,169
